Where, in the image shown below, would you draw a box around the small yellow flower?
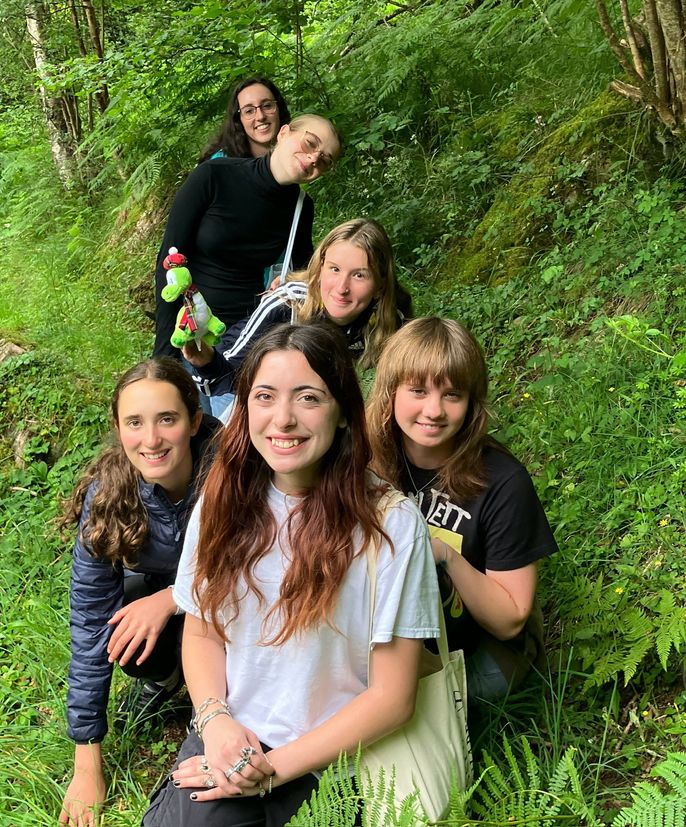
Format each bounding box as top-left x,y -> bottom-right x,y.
642,710 -> 649,718
522,392 -> 531,399
608,387 -> 615,392
659,519 -> 669,527
615,587 -> 624,594
654,560 -> 663,568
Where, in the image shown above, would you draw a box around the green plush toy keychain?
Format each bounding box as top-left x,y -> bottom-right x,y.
160,248 -> 226,349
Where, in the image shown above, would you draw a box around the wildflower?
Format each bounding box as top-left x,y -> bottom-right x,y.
608,387 -> 615,392
659,518 -> 669,526
615,587 -> 624,594
522,392 -> 531,399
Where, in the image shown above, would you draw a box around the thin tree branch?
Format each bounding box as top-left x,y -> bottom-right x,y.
610,79 -> 644,101
619,0 -> 646,78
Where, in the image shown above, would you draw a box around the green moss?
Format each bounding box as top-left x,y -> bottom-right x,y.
440,92 -> 637,287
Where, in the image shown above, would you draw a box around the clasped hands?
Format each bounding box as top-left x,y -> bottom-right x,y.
171,719 -> 275,802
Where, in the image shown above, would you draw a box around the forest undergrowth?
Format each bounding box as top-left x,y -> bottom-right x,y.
1,0 -> 686,824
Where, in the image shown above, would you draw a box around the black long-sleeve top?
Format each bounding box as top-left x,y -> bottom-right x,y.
153,154 -> 314,357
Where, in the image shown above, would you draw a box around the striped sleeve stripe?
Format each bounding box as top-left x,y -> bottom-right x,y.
223,282 -> 308,361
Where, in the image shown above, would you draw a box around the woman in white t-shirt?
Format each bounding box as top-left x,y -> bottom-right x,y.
142,321 -> 439,827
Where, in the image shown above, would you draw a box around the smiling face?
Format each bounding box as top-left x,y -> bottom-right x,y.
248,350 -> 345,494
270,117 -> 340,185
116,379 -> 202,499
394,377 -> 470,468
237,83 -> 281,157
319,241 -> 377,327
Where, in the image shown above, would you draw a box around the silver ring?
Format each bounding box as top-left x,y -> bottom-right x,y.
204,773 -> 215,788
240,746 -> 256,760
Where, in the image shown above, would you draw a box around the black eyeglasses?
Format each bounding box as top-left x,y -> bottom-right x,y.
239,100 -> 278,118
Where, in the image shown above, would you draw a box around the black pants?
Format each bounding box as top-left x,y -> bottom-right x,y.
120,573 -> 183,683
142,731 -> 321,827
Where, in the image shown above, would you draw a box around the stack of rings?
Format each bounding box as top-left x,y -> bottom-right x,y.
224,745 -> 257,780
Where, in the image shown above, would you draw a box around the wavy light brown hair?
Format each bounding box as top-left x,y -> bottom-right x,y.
367,317 -> 495,502
64,359 -> 201,566
193,321 -> 389,645
297,219 -> 407,370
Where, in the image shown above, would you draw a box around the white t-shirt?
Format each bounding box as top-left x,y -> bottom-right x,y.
173,483 -> 439,750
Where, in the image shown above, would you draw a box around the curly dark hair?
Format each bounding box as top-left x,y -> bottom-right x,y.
199,76 -> 290,162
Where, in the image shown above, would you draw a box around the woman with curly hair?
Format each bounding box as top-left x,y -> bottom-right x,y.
60,358 -> 219,827
142,322 -> 438,826
199,76 -> 290,161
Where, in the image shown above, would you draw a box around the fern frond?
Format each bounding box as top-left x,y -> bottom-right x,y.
612,752 -> 686,827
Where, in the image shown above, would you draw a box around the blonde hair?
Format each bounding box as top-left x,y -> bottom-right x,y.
298,219 -> 401,370
367,317 -> 494,501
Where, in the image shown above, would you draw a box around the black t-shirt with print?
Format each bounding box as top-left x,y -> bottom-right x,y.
400,443 -> 558,656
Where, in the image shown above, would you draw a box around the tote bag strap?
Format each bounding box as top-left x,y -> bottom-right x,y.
365,492 -> 450,681
282,190 -> 306,278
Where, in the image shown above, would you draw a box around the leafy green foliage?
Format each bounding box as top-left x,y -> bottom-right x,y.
2,0 -> 686,823
612,753 -> 686,827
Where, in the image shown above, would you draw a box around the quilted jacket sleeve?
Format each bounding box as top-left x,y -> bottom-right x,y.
66,487 -> 124,744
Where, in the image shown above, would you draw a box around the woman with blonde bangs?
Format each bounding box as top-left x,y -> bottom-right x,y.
183,218 -> 411,417
367,317 -> 557,707
142,322 -> 438,826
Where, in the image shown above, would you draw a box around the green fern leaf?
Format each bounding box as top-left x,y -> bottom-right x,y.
612,752 -> 686,827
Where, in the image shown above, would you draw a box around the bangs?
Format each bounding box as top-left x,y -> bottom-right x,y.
393,332 -> 479,394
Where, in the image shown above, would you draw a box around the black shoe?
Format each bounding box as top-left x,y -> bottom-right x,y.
117,672 -> 183,724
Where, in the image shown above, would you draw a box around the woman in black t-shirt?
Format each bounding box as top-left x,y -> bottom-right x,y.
367,317 -> 557,704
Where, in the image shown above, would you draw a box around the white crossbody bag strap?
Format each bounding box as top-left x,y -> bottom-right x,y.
282,190 -> 305,280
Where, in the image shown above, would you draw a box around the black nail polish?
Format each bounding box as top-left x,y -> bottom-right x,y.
190,792 -> 198,801
172,780 -> 181,788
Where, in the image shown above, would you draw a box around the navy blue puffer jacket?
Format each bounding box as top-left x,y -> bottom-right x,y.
66,415 -> 220,744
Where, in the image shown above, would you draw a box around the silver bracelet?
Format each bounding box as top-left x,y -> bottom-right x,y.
191,697 -> 230,733
167,585 -> 184,616
197,708 -> 232,737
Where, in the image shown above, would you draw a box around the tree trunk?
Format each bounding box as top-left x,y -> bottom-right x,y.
68,0 -> 88,58
597,0 -> 685,132
25,2 -> 77,186
82,0 -> 110,113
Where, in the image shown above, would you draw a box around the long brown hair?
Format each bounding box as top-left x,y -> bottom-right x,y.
64,359 -> 201,566
297,219 -> 407,369
199,76 -> 290,162
194,322 -> 389,644
367,317 -> 493,502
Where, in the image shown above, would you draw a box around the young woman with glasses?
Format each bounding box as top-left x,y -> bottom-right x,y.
199,77 -> 290,162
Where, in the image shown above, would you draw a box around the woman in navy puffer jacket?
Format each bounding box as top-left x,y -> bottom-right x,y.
59,358 -> 219,827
